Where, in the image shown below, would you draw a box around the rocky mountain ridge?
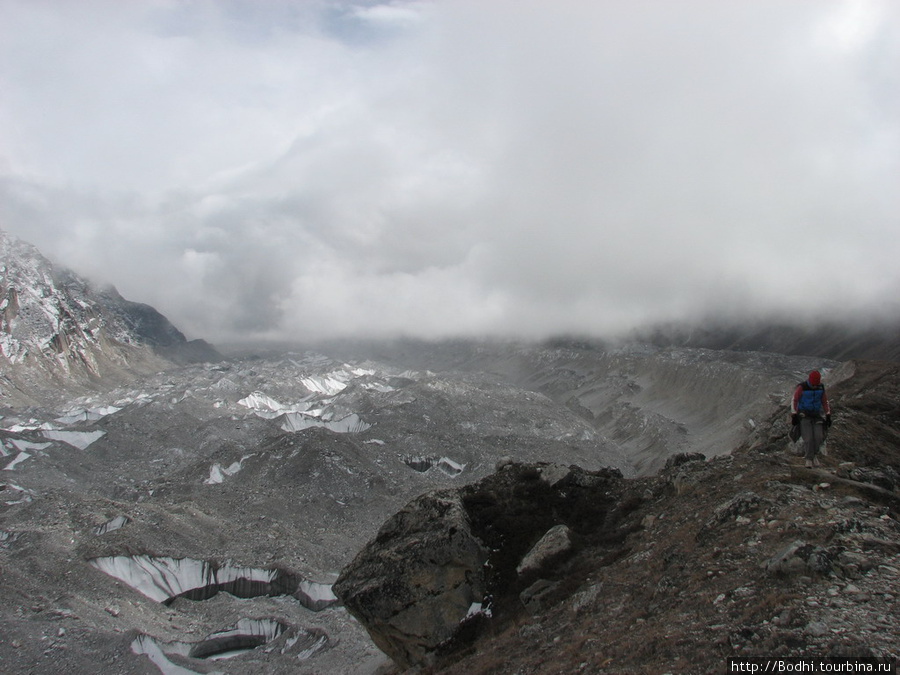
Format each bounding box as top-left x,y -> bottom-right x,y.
0,229 -> 220,404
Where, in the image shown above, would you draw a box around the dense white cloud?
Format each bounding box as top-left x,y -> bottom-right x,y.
1,0 -> 898,342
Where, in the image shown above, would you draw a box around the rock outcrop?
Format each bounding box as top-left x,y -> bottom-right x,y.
334,490 -> 488,668
334,463 -> 626,669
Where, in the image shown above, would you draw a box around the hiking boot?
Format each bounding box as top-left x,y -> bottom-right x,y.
805,459 -> 813,468
813,457 -> 820,467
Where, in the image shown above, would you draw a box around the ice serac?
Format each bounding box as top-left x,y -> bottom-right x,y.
188,618 -> 286,659
237,391 -> 285,413
94,515 -> 130,535
280,412 -> 371,433
131,634 -> 204,675
402,455 -> 466,476
132,620 -> 329,669
301,374 -> 348,396
297,579 -> 339,611
41,429 -> 106,450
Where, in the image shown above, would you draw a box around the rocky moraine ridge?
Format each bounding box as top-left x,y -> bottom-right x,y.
336,359 -> 900,674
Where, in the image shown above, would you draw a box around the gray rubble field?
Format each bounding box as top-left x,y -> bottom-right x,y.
0,340 -> 827,673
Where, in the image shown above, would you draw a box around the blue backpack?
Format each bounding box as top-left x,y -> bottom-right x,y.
797,381 -> 825,415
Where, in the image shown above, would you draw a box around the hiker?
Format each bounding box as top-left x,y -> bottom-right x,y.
790,370 -> 832,468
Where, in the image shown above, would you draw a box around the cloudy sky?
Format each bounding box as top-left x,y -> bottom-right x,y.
1,0 -> 898,343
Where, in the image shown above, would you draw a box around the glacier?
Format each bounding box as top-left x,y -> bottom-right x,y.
88,555 -> 339,612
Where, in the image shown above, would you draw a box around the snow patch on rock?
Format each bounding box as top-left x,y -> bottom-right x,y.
204,456 -> 252,485
55,406 -> 121,425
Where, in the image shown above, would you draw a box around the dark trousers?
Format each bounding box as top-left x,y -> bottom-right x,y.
799,416 -> 825,460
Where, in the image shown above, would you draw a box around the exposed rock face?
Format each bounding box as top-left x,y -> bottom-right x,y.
334,463 -> 626,669
0,229 -> 220,402
516,524 -> 574,575
334,490 -> 488,668
95,284 -> 220,365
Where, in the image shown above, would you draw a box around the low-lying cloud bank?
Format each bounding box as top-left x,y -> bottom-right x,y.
2,1 -> 898,342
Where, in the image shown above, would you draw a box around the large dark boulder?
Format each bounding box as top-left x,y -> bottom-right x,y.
334,462 -> 625,669
333,490 -> 488,668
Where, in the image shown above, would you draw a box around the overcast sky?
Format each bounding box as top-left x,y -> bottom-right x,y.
1,0 -> 898,343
